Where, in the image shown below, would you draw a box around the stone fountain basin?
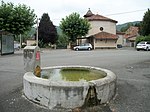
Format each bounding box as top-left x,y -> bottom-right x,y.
23,66 -> 117,110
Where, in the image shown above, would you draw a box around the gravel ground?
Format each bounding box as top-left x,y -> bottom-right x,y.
0,49 -> 150,112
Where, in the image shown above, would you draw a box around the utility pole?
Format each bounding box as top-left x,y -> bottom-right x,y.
36,18 -> 39,47
20,34 -> 21,49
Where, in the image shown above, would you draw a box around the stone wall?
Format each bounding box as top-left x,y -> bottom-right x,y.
23,66 -> 117,110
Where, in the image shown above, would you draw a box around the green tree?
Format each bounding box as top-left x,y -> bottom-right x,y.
0,1 -> 36,35
56,34 -> 69,48
140,9 -> 150,36
134,22 -> 141,27
60,13 -> 91,44
38,13 -> 57,45
136,35 -> 150,44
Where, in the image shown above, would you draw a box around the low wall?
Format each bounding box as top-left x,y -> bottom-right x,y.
23,66 -> 117,110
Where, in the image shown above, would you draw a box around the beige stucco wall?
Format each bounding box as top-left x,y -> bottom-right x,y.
88,21 -> 116,36
127,36 -> 137,47
77,38 -> 88,45
94,39 -> 117,49
27,40 -> 36,46
117,34 -> 124,45
128,36 -> 136,41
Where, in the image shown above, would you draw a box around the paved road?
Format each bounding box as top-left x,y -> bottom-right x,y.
0,49 -> 150,112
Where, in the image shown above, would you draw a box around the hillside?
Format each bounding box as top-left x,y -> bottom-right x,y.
116,21 -> 141,31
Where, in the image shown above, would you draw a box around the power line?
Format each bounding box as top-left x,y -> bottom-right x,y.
49,8 -> 149,21
105,9 -> 148,16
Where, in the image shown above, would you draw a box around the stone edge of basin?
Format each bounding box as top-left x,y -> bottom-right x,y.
23,66 -> 117,110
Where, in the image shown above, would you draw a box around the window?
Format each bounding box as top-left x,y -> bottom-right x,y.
100,27 -> 104,31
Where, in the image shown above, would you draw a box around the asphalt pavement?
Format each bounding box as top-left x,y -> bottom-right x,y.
0,48 -> 150,112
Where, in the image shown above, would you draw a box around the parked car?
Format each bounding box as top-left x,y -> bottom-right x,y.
73,43 -> 92,51
136,41 -> 150,51
117,44 -> 123,48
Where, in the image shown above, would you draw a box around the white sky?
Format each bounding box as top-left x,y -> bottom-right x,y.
4,0 -> 150,26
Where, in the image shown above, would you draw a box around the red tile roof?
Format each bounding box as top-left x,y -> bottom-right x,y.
92,31 -> 118,40
84,9 -> 117,23
124,26 -> 139,38
86,14 -> 117,23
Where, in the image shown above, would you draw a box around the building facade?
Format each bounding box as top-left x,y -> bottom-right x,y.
81,9 -> 118,49
124,26 -> 139,47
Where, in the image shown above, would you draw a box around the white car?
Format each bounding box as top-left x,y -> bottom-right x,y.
136,41 -> 150,51
73,43 -> 92,51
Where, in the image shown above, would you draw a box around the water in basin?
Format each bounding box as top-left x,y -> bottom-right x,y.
41,67 -> 106,81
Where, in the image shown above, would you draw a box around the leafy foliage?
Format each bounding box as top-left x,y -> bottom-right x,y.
140,9 -> 150,36
136,35 -> 150,44
56,34 -> 69,48
38,13 -> 57,45
136,9 -> 150,43
0,1 -> 36,35
60,13 -> 91,43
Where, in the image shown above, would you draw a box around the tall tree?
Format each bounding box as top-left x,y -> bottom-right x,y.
0,1 -> 36,35
38,13 -> 57,45
140,9 -> 150,36
60,13 -> 91,44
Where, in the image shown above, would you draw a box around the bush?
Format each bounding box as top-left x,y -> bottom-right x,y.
136,35 -> 150,44
56,34 -> 68,49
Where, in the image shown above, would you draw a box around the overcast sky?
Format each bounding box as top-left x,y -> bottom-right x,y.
4,0 -> 150,26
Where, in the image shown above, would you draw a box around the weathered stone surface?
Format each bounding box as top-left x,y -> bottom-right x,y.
23,66 -> 117,110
